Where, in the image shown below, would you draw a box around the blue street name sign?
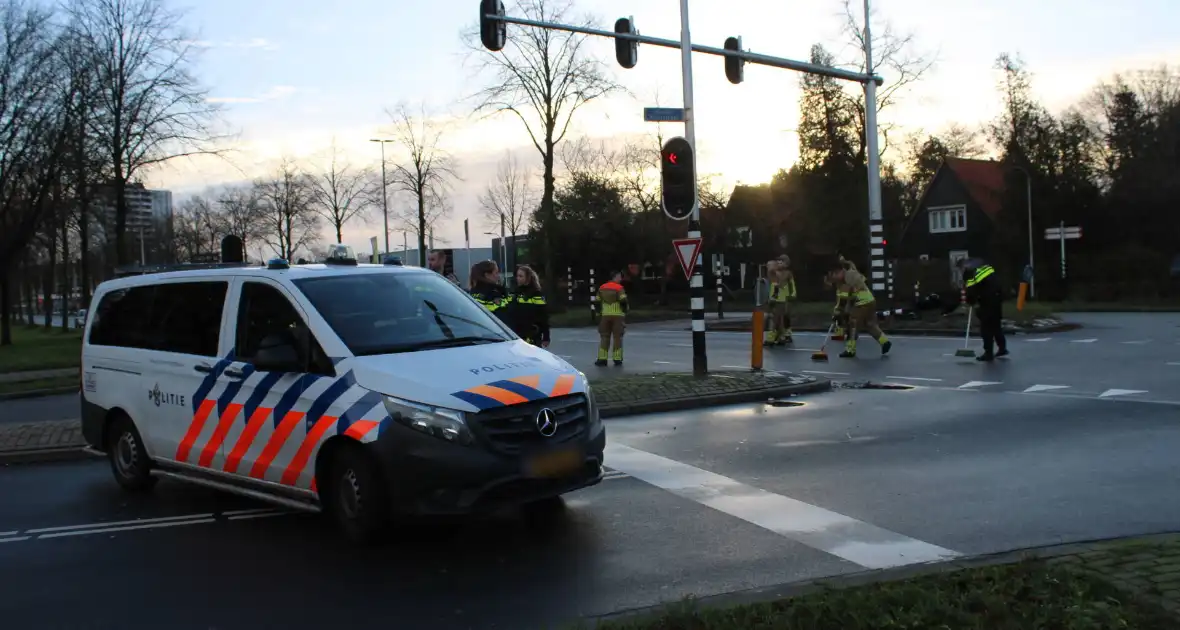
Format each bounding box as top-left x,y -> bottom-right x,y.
644,107 -> 686,122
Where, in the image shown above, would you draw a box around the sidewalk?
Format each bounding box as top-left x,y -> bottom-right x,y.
0,369 -> 829,464
1050,532 -> 1180,615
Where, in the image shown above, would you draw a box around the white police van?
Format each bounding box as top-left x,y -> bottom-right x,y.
80,253 -> 604,543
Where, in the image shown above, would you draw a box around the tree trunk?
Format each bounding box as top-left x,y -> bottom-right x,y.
44,234 -> 56,330
335,223 -> 343,244
61,198 -> 71,332
1,269 -> 12,346
115,176 -> 129,266
417,193 -> 427,267
541,138 -> 556,300
22,253 -> 34,327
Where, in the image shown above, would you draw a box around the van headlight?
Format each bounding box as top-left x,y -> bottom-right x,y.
383,395 -> 474,446
583,377 -> 602,432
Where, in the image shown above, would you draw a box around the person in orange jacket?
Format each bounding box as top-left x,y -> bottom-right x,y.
594,271 -> 628,366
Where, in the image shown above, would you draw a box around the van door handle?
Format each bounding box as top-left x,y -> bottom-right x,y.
224,368 -> 245,379
193,364 -> 214,374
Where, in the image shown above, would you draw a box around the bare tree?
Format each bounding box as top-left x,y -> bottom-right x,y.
69,0 -> 226,266
479,151 -> 536,242
255,158 -> 318,260
383,104 -> 457,266
464,0 -> 623,292
215,185 -> 263,256
306,139 -> 374,244
0,1 -> 74,345
839,0 -> 935,158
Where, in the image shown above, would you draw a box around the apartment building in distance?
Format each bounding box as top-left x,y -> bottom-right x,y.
93,181 -> 174,240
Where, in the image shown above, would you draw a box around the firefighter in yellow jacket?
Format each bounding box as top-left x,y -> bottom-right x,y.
831,255 -> 854,341
763,256 -> 796,346
829,258 -> 892,358
595,271 -> 628,366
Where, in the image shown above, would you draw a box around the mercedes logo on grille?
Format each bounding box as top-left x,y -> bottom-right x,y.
535,408 -> 558,437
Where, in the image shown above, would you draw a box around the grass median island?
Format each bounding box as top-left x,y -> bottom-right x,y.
0,326 -> 83,373
590,561 -> 1175,630
0,375 -> 78,396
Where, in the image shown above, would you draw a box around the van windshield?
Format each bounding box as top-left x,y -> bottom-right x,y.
291,271 -> 514,356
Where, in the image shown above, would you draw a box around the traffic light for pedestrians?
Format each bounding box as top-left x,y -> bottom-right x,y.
724,36 -> 744,84
479,0 -> 506,52
661,137 -> 696,220
614,17 -> 637,69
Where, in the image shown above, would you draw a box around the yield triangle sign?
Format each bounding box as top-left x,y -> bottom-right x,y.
672,237 -> 702,281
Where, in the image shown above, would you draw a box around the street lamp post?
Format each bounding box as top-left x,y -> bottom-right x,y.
1013,166 -> 1035,298
369,138 -> 394,255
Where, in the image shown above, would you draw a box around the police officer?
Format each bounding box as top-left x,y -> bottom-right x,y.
595,271 -> 628,366
506,265 -> 550,347
958,258 -> 1008,361
467,260 -> 509,320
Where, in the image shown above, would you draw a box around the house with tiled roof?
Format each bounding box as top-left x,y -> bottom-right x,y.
895,157 -> 1008,293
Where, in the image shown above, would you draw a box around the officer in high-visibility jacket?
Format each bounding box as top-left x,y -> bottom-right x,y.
763,257 -> 796,346
958,258 -> 1008,361
595,271 -> 628,366
506,265 -> 550,347
467,260 -> 510,321
829,258 -> 892,358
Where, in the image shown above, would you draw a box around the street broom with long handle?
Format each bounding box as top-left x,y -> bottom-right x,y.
812,321 -> 836,361
955,306 -> 977,357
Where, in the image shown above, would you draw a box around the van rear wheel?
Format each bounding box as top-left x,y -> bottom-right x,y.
107,416 -> 156,492
325,445 -> 389,545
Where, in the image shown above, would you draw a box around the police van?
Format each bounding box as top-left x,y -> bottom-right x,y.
80,254 -> 605,543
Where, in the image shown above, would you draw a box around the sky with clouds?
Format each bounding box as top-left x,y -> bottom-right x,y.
149,0 -> 1180,255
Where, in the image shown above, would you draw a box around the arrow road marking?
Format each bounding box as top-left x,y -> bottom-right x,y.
958,381 -> 1003,389
605,442 -> 959,569
1098,389 -> 1148,399
1023,384 -> 1071,393
1071,338 -> 1098,343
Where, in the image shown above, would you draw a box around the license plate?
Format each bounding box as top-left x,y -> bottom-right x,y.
525,447 -> 582,478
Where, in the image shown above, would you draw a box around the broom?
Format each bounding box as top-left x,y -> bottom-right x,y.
812,321 -> 836,361
954,306 -> 977,357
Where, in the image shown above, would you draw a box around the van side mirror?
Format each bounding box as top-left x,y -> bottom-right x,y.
252,332 -> 302,373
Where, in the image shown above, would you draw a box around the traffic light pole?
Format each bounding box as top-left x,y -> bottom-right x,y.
862,0 -> 886,302
678,0 -> 706,376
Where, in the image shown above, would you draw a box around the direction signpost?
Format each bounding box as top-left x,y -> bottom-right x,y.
644,107 -> 686,122
1044,223 -> 1082,279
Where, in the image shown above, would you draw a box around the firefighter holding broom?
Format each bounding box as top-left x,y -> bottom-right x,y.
763,256 -> 796,346
829,258 -> 892,358
830,254 -> 854,341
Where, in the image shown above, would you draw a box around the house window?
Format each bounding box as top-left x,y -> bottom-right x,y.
928,205 -> 967,234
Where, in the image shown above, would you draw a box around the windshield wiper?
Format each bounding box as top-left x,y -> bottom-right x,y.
422,300 -> 505,338
355,336 -> 507,356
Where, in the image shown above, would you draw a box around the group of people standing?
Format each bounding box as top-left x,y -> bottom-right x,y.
762,254 -> 892,358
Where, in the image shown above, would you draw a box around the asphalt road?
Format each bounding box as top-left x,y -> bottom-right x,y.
5,384 -> 1180,629
553,311 -> 1180,405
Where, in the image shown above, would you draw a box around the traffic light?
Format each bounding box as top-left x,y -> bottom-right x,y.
479,0 -> 506,52
661,137 -> 696,220
724,36 -> 744,84
614,17 -> 637,69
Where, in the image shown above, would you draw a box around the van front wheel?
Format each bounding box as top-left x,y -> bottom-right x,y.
107,416 -> 156,492
325,445 -> 389,545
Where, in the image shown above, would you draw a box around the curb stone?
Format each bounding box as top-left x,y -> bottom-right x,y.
0,386 -> 78,402
702,321 -> 1080,336
589,531 -> 1180,626
0,372 -> 832,465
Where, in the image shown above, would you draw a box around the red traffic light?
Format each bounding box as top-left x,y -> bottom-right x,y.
668,152 -> 678,165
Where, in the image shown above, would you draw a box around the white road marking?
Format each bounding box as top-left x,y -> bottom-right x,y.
886,376 -> 942,382
958,381 -> 1002,389
720,365 -> 749,369
1071,338 -> 1098,343
802,370 -> 849,376
653,361 -> 673,365
1023,384 -> 1071,393
669,343 -> 693,348
221,508 -> 277,517
559,355 -> 573,359
0,530 -> 17,537
1026,338 -> 1051,342
1166,362 -> 1180,366
605,442 -> 958,569
775,437 -> 878,448
38,518 -> 218,539
26,513 -> 216,534
1121,340 -> 1151,345
227,512 -> 289,521
0,536 -> 31,543
1098,389 -> 1148,399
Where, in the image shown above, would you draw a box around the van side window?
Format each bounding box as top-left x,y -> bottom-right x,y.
144,282 -> 228,357
236,282 -> 333,375
89,286 -> 156,349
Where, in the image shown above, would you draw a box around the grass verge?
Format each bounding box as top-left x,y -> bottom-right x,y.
589,560 -> 1174,630
0,375 -> 78,396
0,326 -> 83,373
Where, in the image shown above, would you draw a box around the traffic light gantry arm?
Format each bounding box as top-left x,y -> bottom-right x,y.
481,6 -> 883,87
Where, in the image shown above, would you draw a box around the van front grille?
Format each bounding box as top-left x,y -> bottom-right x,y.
469,394 -> 588,455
